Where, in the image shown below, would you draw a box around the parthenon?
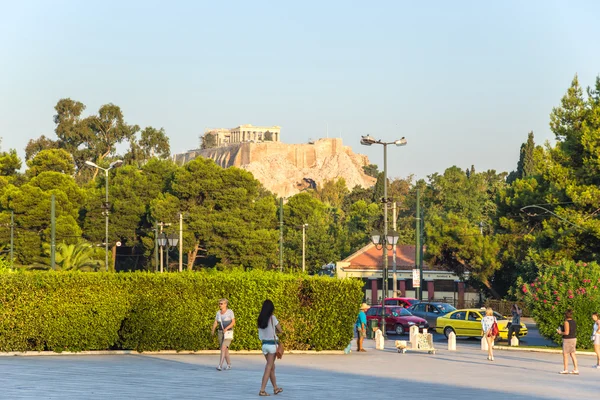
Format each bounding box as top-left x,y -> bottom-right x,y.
203,124 -> 281,147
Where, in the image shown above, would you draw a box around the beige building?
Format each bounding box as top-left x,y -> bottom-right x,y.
204,124 -> 281,147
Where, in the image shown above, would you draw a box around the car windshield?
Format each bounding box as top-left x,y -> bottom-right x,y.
437,304 -> 456,313
390,307 -> 412,317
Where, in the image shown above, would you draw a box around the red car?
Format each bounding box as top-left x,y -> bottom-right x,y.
384,297 -> 420,307
366,305 -> 429,335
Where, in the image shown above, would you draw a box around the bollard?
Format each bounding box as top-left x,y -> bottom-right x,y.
510,336 -> 519,347
448,331 -> 456,351
374,328 -> 385,350
410,325 -> 419,349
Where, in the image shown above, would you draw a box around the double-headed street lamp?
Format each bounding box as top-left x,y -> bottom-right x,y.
85,159 -> 123,272
157,233 -> 179,272
360,135 -> 407,336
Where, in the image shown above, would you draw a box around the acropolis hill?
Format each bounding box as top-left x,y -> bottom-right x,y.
173,138 -> 376,198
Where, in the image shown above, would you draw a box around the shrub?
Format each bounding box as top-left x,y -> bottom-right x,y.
0,270 -> 363,352
0,272 -> 130,352
519,260 -> 600,348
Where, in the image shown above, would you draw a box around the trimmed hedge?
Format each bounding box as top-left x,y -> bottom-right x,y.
0,270 -> 363,352
519,260 -> 600,348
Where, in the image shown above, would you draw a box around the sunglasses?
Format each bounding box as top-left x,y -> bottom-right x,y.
219,302 -> 225,305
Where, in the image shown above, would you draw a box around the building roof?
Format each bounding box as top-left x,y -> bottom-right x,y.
340,243 -> 447,271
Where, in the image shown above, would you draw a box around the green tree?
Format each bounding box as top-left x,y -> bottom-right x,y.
201,133 -> 217,149
26,149 -> 75,177
362,164 -> 379,178
0,149 -> 22,177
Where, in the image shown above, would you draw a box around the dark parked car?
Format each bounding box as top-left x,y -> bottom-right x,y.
366,305 -> 429,335
407,302 -> 456,328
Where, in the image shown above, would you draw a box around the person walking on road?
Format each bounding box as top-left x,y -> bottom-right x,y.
211,298 -> 235,371
508,303 -> 522,342
356,303 -> 369,352
592,312 -> 600,368
481,307 -> 497,361
258,299 -> 283,397
558,309 -> 578,375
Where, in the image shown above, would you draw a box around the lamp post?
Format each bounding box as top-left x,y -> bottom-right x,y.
360,135 -> 407,336
85,159 -> 123,272
300,223 -> 308,272
369,229 -> 400,336
158,233 -> 179,272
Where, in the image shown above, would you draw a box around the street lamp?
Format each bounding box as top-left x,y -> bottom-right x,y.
158,233 -> 179,272
360,135 -> 407,336
299,223 -> 309,272
85,159 -> 123,272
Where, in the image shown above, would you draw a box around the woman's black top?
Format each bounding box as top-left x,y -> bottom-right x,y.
564,319 -> 577,339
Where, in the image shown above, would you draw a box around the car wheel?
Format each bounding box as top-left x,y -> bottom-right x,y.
395,325 -> 405,335
443,327 -> 455,339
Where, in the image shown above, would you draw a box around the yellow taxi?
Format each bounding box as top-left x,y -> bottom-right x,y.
435,308 -> 528,341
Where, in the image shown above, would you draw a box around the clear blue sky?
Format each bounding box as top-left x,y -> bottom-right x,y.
1,0 -> 599,179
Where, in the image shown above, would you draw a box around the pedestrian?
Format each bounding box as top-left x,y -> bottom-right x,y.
557,309 -> 578,375
211,298 -> 235,371
592,312 -> 600,368
356,303 -> 369,352
507,303 -> 522,342
481,307 -> 497,361
257,299 -> 283,396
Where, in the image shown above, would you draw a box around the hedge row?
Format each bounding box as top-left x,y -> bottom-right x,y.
0,270 -> 363,352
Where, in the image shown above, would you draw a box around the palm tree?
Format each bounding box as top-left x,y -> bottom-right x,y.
42,241 -> 105,271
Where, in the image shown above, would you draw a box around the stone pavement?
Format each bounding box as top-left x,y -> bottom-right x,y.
0,339 -> 597,400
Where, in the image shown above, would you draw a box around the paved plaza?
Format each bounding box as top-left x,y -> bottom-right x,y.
0,338 -> 597,400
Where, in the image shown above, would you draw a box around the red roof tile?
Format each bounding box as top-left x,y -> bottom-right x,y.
341,243 -> 446,271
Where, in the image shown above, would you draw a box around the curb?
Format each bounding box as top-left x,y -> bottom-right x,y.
493,345 -> 596,356
0,349 -> 344,357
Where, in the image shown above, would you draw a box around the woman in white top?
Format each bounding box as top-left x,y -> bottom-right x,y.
257,299 -> 283,396
480,307 -> 497,361
211,298 -> 235,371
593,312 -> 600,368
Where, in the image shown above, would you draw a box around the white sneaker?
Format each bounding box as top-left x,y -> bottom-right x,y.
216,366 -> 222,371
225,365 -> 231,370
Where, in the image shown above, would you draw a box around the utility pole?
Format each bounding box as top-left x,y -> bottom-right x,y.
382,143 -> 389,334
10,211 -> 14,268
154,222 -> 159,272
179,213 -> 183,272
392,202 -> 397,296
51,194 -> 56,270
279,197 -> 284,272
302,223 -> 308,272
415,189 -> 421,301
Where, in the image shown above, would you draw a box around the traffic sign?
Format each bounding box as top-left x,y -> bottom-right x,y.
412,269 -> 421,288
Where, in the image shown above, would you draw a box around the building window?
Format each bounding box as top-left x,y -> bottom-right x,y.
434,280 -> 455,292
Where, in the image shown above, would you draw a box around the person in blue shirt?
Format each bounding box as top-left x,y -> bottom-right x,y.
356,303 -> 369,352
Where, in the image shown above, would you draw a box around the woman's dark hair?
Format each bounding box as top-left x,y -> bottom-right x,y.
565,309 -> 573,319
258,299 -> 275,329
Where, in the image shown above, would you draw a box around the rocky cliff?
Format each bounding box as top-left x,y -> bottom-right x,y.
173,138 -> 376,197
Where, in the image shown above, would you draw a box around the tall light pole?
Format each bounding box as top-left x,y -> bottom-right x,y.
85,159 -> 123,272
361,135 -> 407,336
301,223 -> 308,272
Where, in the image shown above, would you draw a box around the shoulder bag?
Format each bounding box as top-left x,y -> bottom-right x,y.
271,316 -> 284,359
220,312 -> 234,340
489,317 -> 499,337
